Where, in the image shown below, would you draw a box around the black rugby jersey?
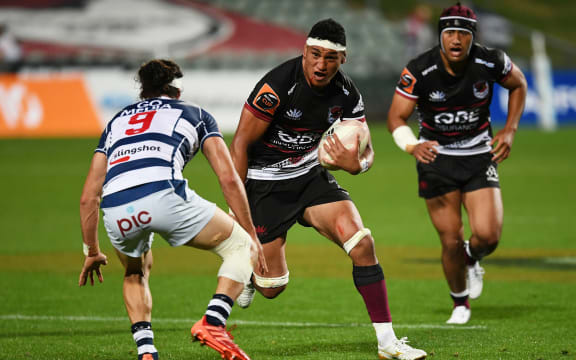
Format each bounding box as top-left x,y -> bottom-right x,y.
396,44 -> 513,155
244,56 -> 366,180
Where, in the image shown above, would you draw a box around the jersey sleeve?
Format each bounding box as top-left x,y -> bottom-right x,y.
342,84 -> 366,122
244,74 -> 282,122
395,62 -> 421,100
198,109 -> 223,151
94,126 -> 109,154
491,49 -> 514,84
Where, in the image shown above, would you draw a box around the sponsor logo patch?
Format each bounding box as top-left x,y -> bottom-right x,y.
285,108 -> 302,121
486,165 -> 499,182
252,83 -> 280,115
255,225 -> 268,236
429,91 -> 446,102
398,67 -> 417,95
117,210 -> 152,237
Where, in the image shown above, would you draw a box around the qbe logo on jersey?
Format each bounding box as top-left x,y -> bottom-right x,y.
434,109 -> 480,124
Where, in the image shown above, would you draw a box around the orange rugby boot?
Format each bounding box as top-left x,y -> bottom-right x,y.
191,316 -> 251,360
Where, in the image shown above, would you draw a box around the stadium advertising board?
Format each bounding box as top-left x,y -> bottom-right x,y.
2,70 -> 575,137
491,71 -> 576,125
0,74 -> 101,137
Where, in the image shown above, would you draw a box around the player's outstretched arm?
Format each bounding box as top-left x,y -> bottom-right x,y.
203,136 -> 268,274
491,64 -> 527,163
387,93 -> 438,163
79,152 -> 108,286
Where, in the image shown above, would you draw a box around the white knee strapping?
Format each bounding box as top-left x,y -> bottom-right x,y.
253,272 -> 290,288
211,222 -> 253,284
343,228 -> 371,254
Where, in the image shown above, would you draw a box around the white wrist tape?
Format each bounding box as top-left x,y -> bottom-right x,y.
392,125 -> 419,152
83,243 -> 90,256
359,158 -> 370,173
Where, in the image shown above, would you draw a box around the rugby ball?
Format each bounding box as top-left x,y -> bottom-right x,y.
318,119 -> 369,170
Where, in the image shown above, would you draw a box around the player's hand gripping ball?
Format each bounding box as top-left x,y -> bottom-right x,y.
318,120 -> 369,170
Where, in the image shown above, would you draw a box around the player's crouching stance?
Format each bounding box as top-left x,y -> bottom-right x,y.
231,19 -> 426,360
388,3 -> 526,325
79,59 -> 267,360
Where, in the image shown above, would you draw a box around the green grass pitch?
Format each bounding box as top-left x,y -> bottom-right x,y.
0,126 -> 575,359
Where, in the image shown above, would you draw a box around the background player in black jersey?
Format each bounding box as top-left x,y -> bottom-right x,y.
230,19 -> 426,360
387,3 -> 527,324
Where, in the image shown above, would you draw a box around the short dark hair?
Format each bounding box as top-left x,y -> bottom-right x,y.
308,18 -> 346,47
137,59 -> 183,99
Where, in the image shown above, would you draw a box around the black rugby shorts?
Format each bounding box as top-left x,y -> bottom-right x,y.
417,152 -> 500,199
245,166 -> 351,243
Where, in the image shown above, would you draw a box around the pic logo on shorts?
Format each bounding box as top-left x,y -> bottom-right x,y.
117,211 -> 152,237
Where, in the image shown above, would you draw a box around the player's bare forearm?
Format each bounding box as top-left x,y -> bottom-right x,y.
204,137 -> 257,238
216,171 -> 268,273
79,153 -> 106,256
80,202 -> 102,255
229,145 -> 249,183
220,177 -> 257,239
492,65 -> 527,162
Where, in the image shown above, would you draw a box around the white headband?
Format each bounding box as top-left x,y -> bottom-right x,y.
441,27 -> 473,34
170,77 -> 183,91
306,37 -> 346,51
439,16 -> 477,23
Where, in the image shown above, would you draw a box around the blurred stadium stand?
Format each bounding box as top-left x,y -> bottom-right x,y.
0,0 -> 405,118
0,0 -> 405,74
1,0 -> 575,132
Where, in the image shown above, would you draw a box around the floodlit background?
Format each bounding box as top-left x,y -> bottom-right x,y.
0,1 -> 575,359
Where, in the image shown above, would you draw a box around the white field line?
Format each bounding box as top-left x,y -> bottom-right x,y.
0,314 -> 487,330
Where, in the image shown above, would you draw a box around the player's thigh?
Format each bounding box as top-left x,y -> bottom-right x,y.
462,187 -> 503,239
425,190 -> 464,240
302,200 -> 365,246
185,207 -> 234,250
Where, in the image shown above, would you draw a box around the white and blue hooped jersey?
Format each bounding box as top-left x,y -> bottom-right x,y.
95,97 -> 222,207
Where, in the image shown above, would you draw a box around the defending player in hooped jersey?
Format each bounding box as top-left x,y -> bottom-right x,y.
95,98 -> 222,204
243,56 -> 366,180
79,59 -> 267,360
396,43 -> 513,155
